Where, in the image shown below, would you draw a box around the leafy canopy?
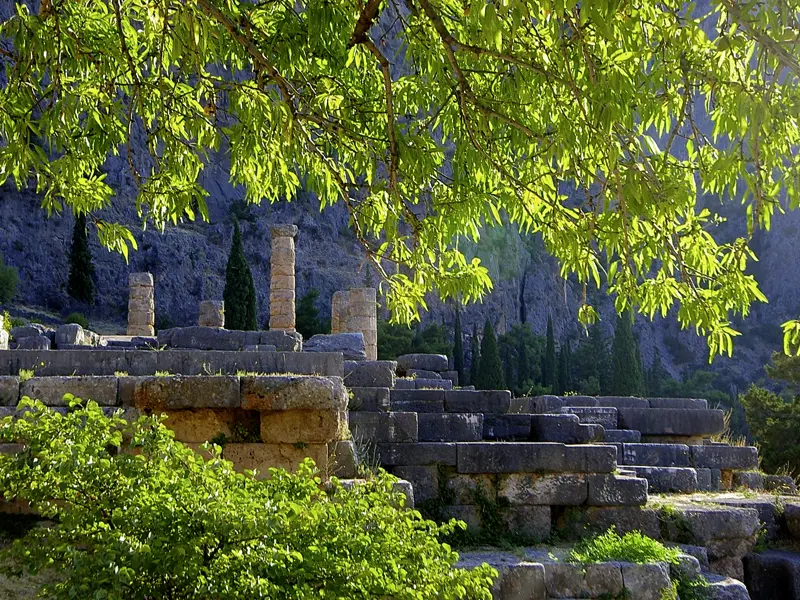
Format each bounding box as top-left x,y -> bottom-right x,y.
0,398 -> 496,600
1,0 -> 799,356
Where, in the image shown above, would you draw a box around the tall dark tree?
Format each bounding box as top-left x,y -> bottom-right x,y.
557,339 -> 571,394
542,316 -> 557,390
475,320 -> 505,390
517,333 -> 531,391
646,348 -> 670,397
453,309 -> 465,386
223,221 -> 258,331
296,288 -> 328,339
469,324 -> 481,387
610,311 -> 645,395
67,214 -> 95,304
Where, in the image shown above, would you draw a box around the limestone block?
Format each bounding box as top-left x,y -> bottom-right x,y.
764,474 -> 797,494
304,333 -> 366,361
222,442 -> 327,478
198,301 -> 224,328
418,413 -> 483,442
561,406 -> 618,429
328,440 -> 358,478
415,378 -> 452,390
690,445 -> 759,470
620,563 -> 671,600
269,314 -> 295,331
483,414 -> 532,440
543,561 -> 620,598
444,473 -> 496,504
129,272 -> 154,287
498,473 -> 588,505
396,353 -> 449,373
271,274 -> 295,291
661,505 -> 759,560
260,330 -> 303,351
162,408 -> 236,443
20,376 -> 118,406
617,407 -> 725,436
621,443 -> 691,467
349,412 -> 418,443
648,397 -> 708,409
627,466 -> 697,493
443,505 -> 482,531
344,360 -> 396,387
604,429 -> 641,443
733,471 -> 764,490
445,390 -> 512,413
10,324 -> 52,340
783,503 -> 800,539
586,474 -> 648,506
503,505 -> 551,541
390,389 -> 445,413
527,395 -> 565,413
16,335 -> 51,350
498,562 -> 547,600
241,376 -> 347,412
0,377 -> 19,406
347,387 -> 390,412
596,396 -> 650,408
393,377 -> 415,390
270,223 -> 299,238
390,466 -> 439,504
260,409 -> 347,443
270,259 -> 295,277
456,442 -> 609,474
407,369 -> 441,379
129,376 -> 240,410
55,324 -> 89,347
377,442 -> 457,466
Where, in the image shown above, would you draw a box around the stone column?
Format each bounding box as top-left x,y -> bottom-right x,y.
331,288 -> 377,360
199,301 -> 224,328
269,225 -> 298,332
0,313 -> 8,350
127,272 -> 155,336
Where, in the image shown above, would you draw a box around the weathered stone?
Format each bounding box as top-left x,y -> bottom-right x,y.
743,550 -> 800,600
261,409 -> 347,443
348,387 -> 390,411
15,335 -> 51,350
415,378 -> 452,390
223,442 -> 328,478
129,272 -> 154,287
392,479 -> 415,509
764,474 -> 797,494
391,466 -> 439,504
393,377 -> 415,389
445,390 -> 512,413
620,563 -> 671,600
457,442 -> 615,474
710,557 -> 745,580
128,272 -> 155,337
0,327 -> 7,351
158,327 -> 248,351
10,324 -> 51,340
705,573 -> 751,600
525,395 -> 565,413
407,369 -> 441,379
713,498 -> 785,542
241,376 -> 347,411
55,323 -> 93,347
498,473 -> 588,505
498,562 -> 547,600
784,503 -> 800,540
20,376 -> 118,406
328,440 -> 358,478
733,471 -> 764,490
617,407 -> 725,435
596,396 -> 650,408
530,414 -> 585,443
483,414 -> 532,440
621,443 -> 691,467
696,468 -> 716,491
627,466 -> 697,493
603,429 -> 641,443
0,376 -> 19,406
691,445 -> 759,470
305,333 -> 366,361
543,562 -> 595,598
661,504 -> 759,560
259,330 -> 303,351
162,408 -> 238,443
390,389 -> 445,412
561,406 -> 618,429
396,353 -> 449,373
129,376 -> 240,410
444,473 -> 496,504
198,301 -> 224,328
280,352 -> 342,376
349,412 -> 418,443
377,442 -> 457,466
443,505 -> 482,531
503,506 -> 551,541
648,397 -> 709,409
344,360 -> 396,388
586,474 -> 648,506
418,413 -> 483,442
560,506 -> 662,539
440,370 -> 459,386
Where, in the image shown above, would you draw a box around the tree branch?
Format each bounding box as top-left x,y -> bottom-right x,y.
348,0 -> 385,48
362,38 -> 399,194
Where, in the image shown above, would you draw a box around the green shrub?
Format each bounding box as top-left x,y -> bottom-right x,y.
1,310 -> 10,334
64,312 -> 89,329
0,253 -> 19,305
569,528 -> 679,564
741,384 -> 800,476
0,399 -> 496,600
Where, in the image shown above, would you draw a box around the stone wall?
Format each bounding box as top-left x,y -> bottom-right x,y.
127,273 -> 155,336
331,288 -> 377,360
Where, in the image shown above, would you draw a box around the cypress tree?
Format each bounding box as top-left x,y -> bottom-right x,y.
223,221 -> 258,331
557,339 -> 571,394
517,333 -> 531,390
610,310 -> 645,395
542,315 -> 557,390
453,309 -> 465,386
296,288 -> 327,339
67,213 -> 95,304
647,348 -> 669,397
469,323 -> 481,386
476,319 -> 505,390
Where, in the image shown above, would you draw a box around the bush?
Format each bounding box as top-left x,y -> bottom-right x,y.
569,528 -> 678,564
64,312 -> 89,329
1,310 -> 10,334
0,399 -> 496,600
741,385 -> 800,476
0,253 -> 19,305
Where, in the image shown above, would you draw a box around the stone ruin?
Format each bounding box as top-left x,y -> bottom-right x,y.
127,272 -> 155,336
331,287 -> 378,361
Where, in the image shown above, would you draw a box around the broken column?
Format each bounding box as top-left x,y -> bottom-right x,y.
331,287 -> 377,360
269,224 -> 298,332
127,272 -> 155,337
0,313 -> 8,350
199,301 -> 224,328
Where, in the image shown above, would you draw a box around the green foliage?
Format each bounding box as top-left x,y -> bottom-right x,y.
542,316 -> 557,390
453,309 -> 465,386
646,349 -> 670,397
569,528 -> 679,565
469,324 -> 480,387
0,399 -> 496,600
65,312 -> 89,329
295,288 -> 329,339
497,323 -> 544,396
377,320 -> 450,360
2,0 -> 799,355
766,352 -> 800,390
475,320 -> 505,391
223,221 -> 258,331
573,323 -> 611,395
741,385 -> 800,476
0,254 -> 19,305
610,312 -> 645,396
557,339 -> 572,395
1,310 -> 10,334
411,323 -> 451,356
67,213 -> 95,304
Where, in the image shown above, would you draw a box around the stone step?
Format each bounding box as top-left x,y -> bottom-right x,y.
444,390 -> 512,413
690,445 -> 759,470
617,407 -> 725,436
343,360 -> 396,388
417,413 -> 483,442
349,412 -> 418,443
414,378 -> 452,390
483,414 -> 532,440
626,466 -> 698,493
530,414 -> 604,444
347,387 -> 390,411
621,443 -> 691,467
603,429 -> 641,443
390,389 -> 445,412
560,406 -> 618,429
743,550 -> 800,600
704,573 -> 751,600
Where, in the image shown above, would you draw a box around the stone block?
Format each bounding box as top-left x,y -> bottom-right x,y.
503,505 -> 551,541
344,361 -> 396,387
0,377 -> 19,406
396,353 -> 449,373
596,396 -> 650,408
55,324 -> 92,347
483,414 -> 532,440
445,473 -> 496,504
280,352 -> 343,376
732,471 -> 764,490
498,562 -> 547,600
620,563 -> 671,600
158,326 -> 245,351
20,376 -> 118,406
443,505 -> 482,531
440,371 -> 459,386
198,301 -> 224,328
559,395 -> 600,407
617,408 -> 725,436
377,442 -> 457,466
564,444 -> 617,473
129,376 -> 240,410
304,333 -> 366,361
661,505 -> 759,560
530,414 -> 583,443
445,390 -> 512,413
348,387 -> 390,412
690,445 -> 759,470
259,330 -> 303,352
391,466 -> 439,504
586,474 -> 648,506
418,413 -> 483,442
543,562 -> 599,598
648,397 -> 708,409
604,429 -> 641,443
328,440 -> 358,478
743,550 -> 800,600
561,406 -> 618,429
0,350 -> 159,377
261,409 -> 347,443
784,503 -> 800,540
696,468 -> 716,491
457,442 -> 567,474
415,378 -> 452,390
392,479 -> 415,509
764,474 -> 797,494
241,376 -> 347,411
129,272 -> 154,287
393,377 -> 415,390
349,412 -> 418,443
498,473 -> 588,505
407,369 -> 441,379
570,506 -> 662,539
390,389 -> 445,413
162,408 -> 238,443
222,443 -> 328,478
621,443 -> 691,467
627,466 -> 697,493
713,498 -> 785,542
0,328 -> 7,351
10,324 -> 51,340
16,335 -> 51,350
